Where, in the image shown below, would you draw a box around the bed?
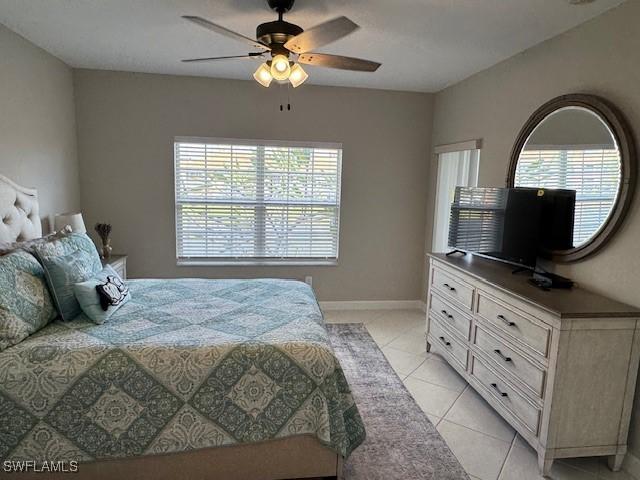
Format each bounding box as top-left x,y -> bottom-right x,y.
0,175 -> 365,479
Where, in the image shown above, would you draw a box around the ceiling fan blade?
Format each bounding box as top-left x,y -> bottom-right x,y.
284,16 -> 359,54
182,53 -> 265,63
298,53 -> 381,72
182,15 -> 270,51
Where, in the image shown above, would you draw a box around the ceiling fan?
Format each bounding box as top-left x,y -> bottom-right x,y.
182,0 -> 381,89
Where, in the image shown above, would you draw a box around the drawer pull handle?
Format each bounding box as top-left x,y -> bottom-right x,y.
490,383 -> 509,398
497,314 -> 516,327
493,349 -> 512,363
438,336 -> 451,347
440,309 -> 454,320
442,283 -> 456,292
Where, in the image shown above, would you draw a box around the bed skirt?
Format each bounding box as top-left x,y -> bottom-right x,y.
5,435 -> 342,480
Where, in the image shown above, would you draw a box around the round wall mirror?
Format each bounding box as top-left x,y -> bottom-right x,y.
507,94 -> 636,263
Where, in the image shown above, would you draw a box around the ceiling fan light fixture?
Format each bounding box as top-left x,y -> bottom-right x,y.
270,54 -> 292,80
182,2 -> 381,92
289,64 -> 308,88
253,63 -> 273,87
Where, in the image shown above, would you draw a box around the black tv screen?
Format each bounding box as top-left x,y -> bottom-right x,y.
538,188 -> 576,254
448,187 -> 575,268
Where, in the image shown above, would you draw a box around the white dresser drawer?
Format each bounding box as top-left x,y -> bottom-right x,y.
429,293 -> 472,340
477,292 -> 550,358
431,267 -> 474,311
473,323 -> 546,398
470,355 -> 541,436
428,318 -> 468,370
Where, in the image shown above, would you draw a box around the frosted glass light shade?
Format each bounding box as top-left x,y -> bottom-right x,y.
289,64 -> 309,88
54,212 -> 86,234
270,55 -> 291,81
253,63 -> 273,87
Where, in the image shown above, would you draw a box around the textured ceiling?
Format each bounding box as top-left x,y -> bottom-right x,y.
0,0 -> 626,92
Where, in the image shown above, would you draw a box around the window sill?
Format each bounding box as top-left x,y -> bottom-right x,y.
177,259 -> 338,267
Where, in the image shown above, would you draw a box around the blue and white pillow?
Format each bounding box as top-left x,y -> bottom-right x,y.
74,265 -> 130,324
34,233 -> 102,321
0,250 -> 57,351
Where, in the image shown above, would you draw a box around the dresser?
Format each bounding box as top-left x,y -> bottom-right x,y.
425,253 -> 640,476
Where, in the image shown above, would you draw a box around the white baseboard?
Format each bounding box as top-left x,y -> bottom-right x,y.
623,451 -> 640,479
319,300 -> 426,311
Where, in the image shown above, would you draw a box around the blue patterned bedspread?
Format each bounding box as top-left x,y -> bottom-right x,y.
0,278 -> 365,462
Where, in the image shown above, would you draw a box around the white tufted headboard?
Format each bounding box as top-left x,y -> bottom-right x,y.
0,174 -> 42,244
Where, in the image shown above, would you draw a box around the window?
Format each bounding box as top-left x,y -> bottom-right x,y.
432,144 -> 481,253
514,147 -> 620,246
174,137 -> 342,265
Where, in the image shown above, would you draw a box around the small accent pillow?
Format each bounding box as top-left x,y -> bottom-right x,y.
0,226 -> 72,257
74,265 -> 130,324
0,250 -> 57,351
34,233 -> 102,321
33,231 -> 99,260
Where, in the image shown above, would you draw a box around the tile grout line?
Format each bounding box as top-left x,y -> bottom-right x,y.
364,314 -> 425,344
368,329 -> 405,349
436,384 -> 469,429
496,433 -> 518,480
440,418 -> 515,446
403,358 -> 427,378
379,344 -> 429,375
433,384 -> 478,477
408,375 -> 516,444
376,327 -> 429,376
404,372 -> 467,395
367,316 -> 425,343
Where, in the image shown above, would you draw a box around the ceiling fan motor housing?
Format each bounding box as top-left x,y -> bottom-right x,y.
267,0 -> 296,13
257,20 -> 303,48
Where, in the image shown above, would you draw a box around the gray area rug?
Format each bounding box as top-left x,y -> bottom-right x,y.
327,323 -> 469,480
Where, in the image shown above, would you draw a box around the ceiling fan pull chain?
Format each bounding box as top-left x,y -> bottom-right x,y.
287,82 -> 292,111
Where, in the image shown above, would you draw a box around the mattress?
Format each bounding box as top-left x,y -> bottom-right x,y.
0,278 -> 365,463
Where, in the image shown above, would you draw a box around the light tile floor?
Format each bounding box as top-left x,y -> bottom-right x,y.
323,308 -> 637,480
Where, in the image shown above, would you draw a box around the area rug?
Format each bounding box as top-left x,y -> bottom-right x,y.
327,323 -> 469,480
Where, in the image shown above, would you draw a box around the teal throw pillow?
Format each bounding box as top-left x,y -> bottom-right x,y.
34,233 -> 102,321
0,250 -> 57,351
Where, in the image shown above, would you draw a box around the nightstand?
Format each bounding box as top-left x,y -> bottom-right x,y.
102,254 -> 127,279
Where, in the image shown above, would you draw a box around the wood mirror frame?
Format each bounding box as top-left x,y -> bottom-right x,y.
507,94 -> 637,263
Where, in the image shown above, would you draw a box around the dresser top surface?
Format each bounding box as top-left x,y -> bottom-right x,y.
429,253 -> 640,319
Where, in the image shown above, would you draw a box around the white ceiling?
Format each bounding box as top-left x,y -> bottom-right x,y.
0,0 -> 626,92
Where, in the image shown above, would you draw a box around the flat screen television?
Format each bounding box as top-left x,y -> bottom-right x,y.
447,187 -> 576,269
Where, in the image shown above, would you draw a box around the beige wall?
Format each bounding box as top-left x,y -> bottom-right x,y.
74,69 -> 433,301
428,0 -> 640,458
0,24 -> 79,228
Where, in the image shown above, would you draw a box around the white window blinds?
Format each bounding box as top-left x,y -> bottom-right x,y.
174,138 -> 342,263
514,148 -> 620,246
